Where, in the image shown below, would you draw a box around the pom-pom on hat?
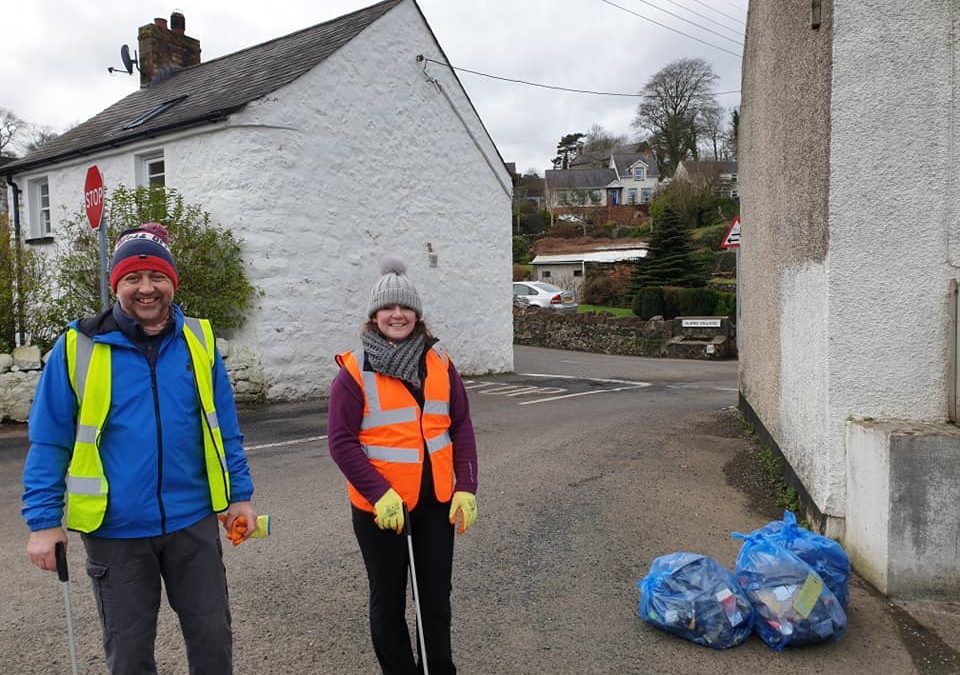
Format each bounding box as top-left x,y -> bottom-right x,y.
109,222 -> 179,291
368,256 -> 422,318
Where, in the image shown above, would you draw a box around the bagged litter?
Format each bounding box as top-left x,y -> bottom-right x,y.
638,552 -> 754,649
733,534 -> 846,651
745,510 -> 850,609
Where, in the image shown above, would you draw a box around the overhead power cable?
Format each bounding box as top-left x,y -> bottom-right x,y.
688,0 -> 746,27
597,0 -> 742,59
420,57 -> 741,98
623,0 -> 744,46
655,0 -> 745,38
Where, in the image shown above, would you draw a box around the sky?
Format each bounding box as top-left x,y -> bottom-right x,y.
2,0 -> 748,175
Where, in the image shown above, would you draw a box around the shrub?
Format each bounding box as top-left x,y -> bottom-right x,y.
632,286 -> 665,320
714,291 -> 737,321
664,287 -> 719,317
0,213 -> 56,351
42,185 -> 259,343
513,263 -> 532,281
581,271 -> 618,306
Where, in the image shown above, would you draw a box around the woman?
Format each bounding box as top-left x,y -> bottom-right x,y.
328,257 -> 479,675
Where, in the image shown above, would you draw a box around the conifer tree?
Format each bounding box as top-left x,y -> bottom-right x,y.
630,204 -> 706,292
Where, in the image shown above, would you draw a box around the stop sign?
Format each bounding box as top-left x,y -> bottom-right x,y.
84,166 -> 104,230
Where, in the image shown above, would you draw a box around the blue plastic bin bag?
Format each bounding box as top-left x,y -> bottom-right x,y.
747,510 -> 850,609
638,552 -> 754,649
733,534 -> 846,651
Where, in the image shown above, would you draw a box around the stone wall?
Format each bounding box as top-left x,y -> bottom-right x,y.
513,307 -> 737,359
0,337 -> 266,423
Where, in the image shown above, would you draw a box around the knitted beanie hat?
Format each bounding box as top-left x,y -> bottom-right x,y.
109,223 -> 179,291
368,256 -> 422,318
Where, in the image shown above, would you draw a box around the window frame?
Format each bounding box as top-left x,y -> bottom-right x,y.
26,177 -> 53,241
633,166 -> 646,181
136,150 -> 166,188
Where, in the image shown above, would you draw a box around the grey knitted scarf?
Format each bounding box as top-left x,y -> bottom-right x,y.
362,330 -> 424,388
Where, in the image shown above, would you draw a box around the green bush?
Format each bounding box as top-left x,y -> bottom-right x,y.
0,213 -> 56,351
714,291 -> 736,321
40,185 -> 259,345
664,287 -> 719,317
632,286 -> 665,320
581,271 -> 618,306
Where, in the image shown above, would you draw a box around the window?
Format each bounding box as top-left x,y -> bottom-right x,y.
137,151 -> 165,187
730,173 -> 738,183
633,167 -> 646,181
627,188 -> 638,204
556,191 -> 568,206
541,270 -> 552,278
589,190 -> 602,204
28,177 -> 51,239
640,188 -> 653,203
573,269 -> 583,277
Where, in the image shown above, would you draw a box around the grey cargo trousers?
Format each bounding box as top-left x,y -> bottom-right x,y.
81,513 -> 232,675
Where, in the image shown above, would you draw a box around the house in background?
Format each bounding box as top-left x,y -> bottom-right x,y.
674,159 -> 739,200
544,145 -> 660,224
2,0 -> 513,399
529,240 -> 648,294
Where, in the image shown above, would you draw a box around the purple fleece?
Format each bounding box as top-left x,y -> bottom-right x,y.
327,360 -> 478,505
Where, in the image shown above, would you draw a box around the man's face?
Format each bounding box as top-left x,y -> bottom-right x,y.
115,270 -> 175,332
375,304 -> 417,342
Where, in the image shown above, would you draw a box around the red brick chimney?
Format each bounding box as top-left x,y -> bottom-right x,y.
137,12 -> 200,88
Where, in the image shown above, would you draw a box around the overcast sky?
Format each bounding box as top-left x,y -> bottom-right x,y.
2,0 -> 747,175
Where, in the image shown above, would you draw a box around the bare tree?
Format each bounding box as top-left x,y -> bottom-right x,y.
698,104 -> 727,160
632,58 -> 719,177
582,124 -> 629,157
0,108 -> 26,157
23,125 -> 59,155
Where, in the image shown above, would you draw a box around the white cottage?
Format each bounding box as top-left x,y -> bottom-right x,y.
3,0 -> 514,400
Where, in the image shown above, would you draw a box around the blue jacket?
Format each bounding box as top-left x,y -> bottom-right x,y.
22,305 -> 254,538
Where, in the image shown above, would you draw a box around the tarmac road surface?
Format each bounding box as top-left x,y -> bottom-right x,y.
1,346 -> 958,674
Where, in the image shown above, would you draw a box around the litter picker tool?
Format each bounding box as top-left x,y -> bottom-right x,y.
403,505 -> 429,675
54,542 -> 80,675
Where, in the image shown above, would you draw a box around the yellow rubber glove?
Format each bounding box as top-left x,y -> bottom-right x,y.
373,488 -> 404,533
448,491 -> 478,534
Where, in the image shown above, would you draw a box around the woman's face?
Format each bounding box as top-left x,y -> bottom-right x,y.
375,304 -> 417,342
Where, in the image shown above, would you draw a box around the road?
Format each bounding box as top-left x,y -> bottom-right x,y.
0,346 -> 957,673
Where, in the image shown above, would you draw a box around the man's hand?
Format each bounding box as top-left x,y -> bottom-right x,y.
223,501 -> 257,542
27,527 -> 67,572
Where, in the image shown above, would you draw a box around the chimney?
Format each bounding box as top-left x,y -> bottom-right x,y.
137,12 -> 201,88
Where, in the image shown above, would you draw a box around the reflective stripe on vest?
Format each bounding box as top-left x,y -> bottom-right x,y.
64,317 -> 230,534
336,345 -> 455,511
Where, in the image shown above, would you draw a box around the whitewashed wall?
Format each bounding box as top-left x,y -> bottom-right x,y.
10,0 -> 514,400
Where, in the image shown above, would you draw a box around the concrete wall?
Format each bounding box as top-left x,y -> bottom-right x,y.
739,0 -> 836,510
10,0 -> 514,400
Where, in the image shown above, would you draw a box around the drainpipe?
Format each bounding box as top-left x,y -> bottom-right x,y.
5,174 -> 25,347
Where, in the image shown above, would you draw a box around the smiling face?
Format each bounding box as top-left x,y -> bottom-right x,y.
374,304 -> 417,342
115,270 -> 175,334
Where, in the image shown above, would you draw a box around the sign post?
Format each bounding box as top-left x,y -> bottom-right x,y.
84,166 -> 109,312
720,216 -> 742,352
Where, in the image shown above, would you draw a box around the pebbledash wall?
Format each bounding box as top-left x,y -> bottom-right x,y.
0,338 -> 266,423
10,0 -> 513,402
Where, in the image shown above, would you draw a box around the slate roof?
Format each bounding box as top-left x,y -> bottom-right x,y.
4,0 -> 402,173
544,168 -> 618,189
678,160 -> 738,176
612,151 -> 659,178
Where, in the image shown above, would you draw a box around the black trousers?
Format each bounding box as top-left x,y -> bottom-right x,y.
81,513 -> 232,675
352,495 -> 456,675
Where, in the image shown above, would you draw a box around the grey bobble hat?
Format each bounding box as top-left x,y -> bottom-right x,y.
368,256 -> 423,318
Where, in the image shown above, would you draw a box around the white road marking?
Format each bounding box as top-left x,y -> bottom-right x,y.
247,435 -> 327,451
518,372 -> 651,386
518,385 -> 649,406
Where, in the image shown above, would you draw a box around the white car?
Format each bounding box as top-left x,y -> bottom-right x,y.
512,281 -> 578,314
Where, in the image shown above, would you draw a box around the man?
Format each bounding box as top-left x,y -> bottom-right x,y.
22,222 -> 256,675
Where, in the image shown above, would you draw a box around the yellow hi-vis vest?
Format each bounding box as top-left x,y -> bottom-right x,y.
63,317 -> 230,533
335,345 -> 454,512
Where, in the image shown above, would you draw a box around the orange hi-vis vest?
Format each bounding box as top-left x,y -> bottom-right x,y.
336,345 -> 455,512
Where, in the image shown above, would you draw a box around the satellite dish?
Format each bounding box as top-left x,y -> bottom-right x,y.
120,45 -> 138,74
108,44 -> 139,75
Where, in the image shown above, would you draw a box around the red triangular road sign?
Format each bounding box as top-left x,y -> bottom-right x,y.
721,216 -> 741,249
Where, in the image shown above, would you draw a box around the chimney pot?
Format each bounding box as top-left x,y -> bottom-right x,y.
154,17 -> 167,30
171,11 -> 185,35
